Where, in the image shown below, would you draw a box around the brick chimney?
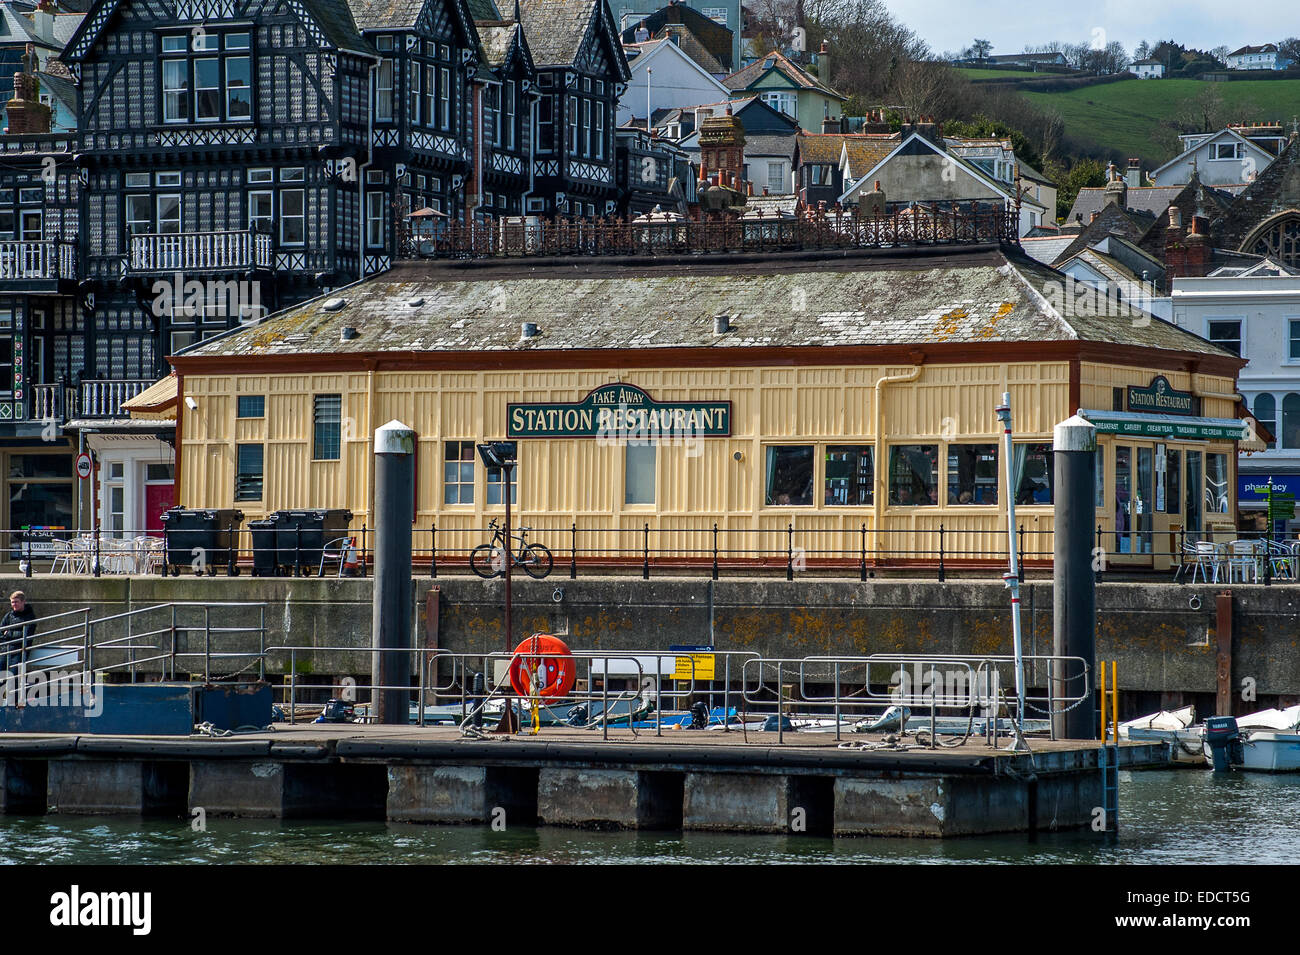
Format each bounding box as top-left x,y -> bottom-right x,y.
1165,207 -> 1210,279
6,70 -> 52,135
1104,161 -> 1127,207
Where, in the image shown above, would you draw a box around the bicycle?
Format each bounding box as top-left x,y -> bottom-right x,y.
469,519 -> 553,579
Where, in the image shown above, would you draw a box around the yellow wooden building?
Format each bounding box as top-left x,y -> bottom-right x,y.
170,244 -> 1247,570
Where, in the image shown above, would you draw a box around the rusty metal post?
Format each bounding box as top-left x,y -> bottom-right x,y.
1216,590 -> 1233,718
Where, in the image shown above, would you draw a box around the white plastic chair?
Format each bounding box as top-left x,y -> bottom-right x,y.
1185,540 -> 1223,583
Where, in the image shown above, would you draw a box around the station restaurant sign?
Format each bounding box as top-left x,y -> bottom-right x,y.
507,383 -> 731,439
1127,376 -> 1195,416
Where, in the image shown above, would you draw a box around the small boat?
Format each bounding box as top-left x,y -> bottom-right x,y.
1203,705 -> 1300,772
1120,706 -> 1206,765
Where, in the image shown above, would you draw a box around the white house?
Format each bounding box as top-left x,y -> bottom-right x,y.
838,133 -> 1049,237
1133,58 -> 1164,79
1149,128 -> 1278,187
1225,44 -> 1293,71
1170,262 -> 1300,533
618,37 -> 731,127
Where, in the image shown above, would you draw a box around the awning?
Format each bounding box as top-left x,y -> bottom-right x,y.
121,374 -> 178,420
1081,410 -> 1248,441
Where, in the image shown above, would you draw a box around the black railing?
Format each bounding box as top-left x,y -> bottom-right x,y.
4,522 -> 1296,584
405,206 -> 1020,260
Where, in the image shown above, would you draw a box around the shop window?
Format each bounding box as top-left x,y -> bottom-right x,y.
1207,320 -> 1241,357
1205,453 -> 1229,515
235,444 -> 263,501
1013,443 -> 1053,505
824,446 -> 873,505
625,443 -> 656,505
1254,393 -> 1277,449
313,394 -> 342,460
888,445 -> 938,506
5,453 -> 73,557
764,446 -> 814,506
948,444 -> 999,505
444,441 -> 475,505
237,395 -> 264,418
486,451 -> 518,507
1284,394 -> 1300,449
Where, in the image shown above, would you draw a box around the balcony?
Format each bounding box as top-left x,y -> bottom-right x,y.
79,380 -> 155,419
128,230 -> 273,274
29,383 -> 76,422
0,240 -> 77,286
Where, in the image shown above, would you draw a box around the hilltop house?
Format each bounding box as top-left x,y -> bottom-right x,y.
1149,125 -> 1286,187
1132,58 -> 1164,79
1225,44 -> 1292,71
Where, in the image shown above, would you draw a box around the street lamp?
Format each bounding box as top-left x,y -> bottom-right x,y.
477,442 -> 518,650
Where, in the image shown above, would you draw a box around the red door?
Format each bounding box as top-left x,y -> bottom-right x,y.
145,483 -> 175,534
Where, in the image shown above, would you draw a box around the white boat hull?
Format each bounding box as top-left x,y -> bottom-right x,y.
1237,732 -> 1300,772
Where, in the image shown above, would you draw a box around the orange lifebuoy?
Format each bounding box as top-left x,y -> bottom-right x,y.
508,633 -> 575,699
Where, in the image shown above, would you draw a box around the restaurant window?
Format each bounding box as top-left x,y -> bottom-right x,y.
948,444 -> 999,505
625,443 -> 656,505
1253,393 -> 1277,449
1164,447 -> 1180,514
1207,320 -> 1241,357
824,446 -> 873,505
486,442 -> 518,506
1284,394 -> 1300,449
237,395 -> 264,418
889,445 -> 938,506
444,441 -> 475,504
765,446 -> 814,506
1205,453 -> 1229,515
313,394 -> 342,461
235,444 -> 263,501
1185,451 -> 1202,535
1013,443 -> 1053,505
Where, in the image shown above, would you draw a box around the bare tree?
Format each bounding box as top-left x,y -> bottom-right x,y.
1174,85 -> 1227,133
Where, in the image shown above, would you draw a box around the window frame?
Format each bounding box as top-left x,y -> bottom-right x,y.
158,30 -> 255,125
235,443 -> 264,502
443,440 -> 476,505
312,394 -> 343,461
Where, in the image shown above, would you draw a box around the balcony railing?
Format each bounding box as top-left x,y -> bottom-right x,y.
128,230 -> 273,273
29,383 -> 76,422
79,379 -> 154,419
0,240 -> 76,281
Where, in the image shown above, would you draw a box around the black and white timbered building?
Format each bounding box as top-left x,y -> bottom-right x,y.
517,0 -> 629,216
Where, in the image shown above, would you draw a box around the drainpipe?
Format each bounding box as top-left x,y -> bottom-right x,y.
519,89 -> 540,213
871,365 -> 922,560
359,59 -> 378,276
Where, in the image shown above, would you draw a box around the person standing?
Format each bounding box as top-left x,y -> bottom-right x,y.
0,591 -> 37,673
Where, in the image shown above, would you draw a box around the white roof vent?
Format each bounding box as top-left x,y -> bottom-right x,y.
408,297 -> 425,308
322,297 -> 347,312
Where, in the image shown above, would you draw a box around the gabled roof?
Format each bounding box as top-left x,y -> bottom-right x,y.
1150,127 -> 1276,184
842,136 -> 899,178
520,0 -> 629,78
1018,163 -> 1055,188
744,133 -> 796,160
1228,43 -> 1279,57
476,19 -> 532,71
795,131 -> 894,166
348,0 -> 479,47
1135,173 -> 1237,257
723,49 -> 842,100
837,132 -> 1020,207
1053,202 -> 1155,265
65,0 -> 376,60
1068,185 -> 1185,224
625,36 -> 728,98
1214,134 -> 1300,252
1020,234 -> 1076,265
175,246 -> 1237,363
618,3 -> 733,71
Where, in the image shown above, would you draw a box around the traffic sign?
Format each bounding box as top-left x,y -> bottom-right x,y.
75,453 -> 93,480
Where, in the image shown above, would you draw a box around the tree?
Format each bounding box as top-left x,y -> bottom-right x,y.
971,38 -> 993,61
1134,40 -> 1151,61
1174,85 -> 1227,133
1050,158 -> 1107,222
1211,45 -> 1230,68
944,115 -> 1042,169
1278,38 -> 1300,68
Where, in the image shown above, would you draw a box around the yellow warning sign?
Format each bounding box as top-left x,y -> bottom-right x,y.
673,654 -> 715,681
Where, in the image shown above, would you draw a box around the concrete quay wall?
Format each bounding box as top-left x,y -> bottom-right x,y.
2,574 -> 1297,697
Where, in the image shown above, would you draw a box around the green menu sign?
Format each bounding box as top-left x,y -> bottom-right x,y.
507,384 -> 731,439
1127,376 -> 1195,416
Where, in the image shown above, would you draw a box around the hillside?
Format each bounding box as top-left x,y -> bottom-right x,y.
1022,78 -> 1300,164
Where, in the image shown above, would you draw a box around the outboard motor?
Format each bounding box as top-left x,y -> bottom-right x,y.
315,698 -> 356,723
689,701 -> 709,729
1204,716 -> 1242,773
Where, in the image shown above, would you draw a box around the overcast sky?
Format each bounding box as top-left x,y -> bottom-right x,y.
884,0 -> 1298,56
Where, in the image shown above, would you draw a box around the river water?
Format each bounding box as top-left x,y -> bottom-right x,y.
0,768 -> 1294,864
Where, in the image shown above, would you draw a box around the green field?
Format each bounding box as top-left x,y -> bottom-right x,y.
953,67 -> 1048,80
1022,78 -> 1300,162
